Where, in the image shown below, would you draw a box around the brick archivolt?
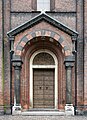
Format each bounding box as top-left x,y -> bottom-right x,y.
15,29 -> 71,56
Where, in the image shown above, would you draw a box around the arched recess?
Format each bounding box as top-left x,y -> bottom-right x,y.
15,29 -> 71,57
29,49 -> 58,109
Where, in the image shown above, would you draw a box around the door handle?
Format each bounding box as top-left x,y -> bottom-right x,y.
39,87 -> 41,90
46,87 -> 48,90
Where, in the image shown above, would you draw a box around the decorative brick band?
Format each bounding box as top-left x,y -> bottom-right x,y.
15,29 -> 71,56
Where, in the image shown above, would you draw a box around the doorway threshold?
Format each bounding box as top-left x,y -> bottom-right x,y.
21,109 -> 65,116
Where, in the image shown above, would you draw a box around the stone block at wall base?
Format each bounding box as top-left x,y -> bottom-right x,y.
83,110 -> 87,115
76,110 -> 87,116
76,106 -> 87,115
65,104 -> 74,115
0,106 -> 4,115
12,105 -> 21,115
4,105 -> 11,115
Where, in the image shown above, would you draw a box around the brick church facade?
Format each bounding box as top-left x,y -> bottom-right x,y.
0,0 -> 87,115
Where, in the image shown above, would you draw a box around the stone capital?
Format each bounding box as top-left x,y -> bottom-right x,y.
65,62 -> 74,68
9,36 -> 15,41
12,55 -> 23,68
71,34 -> 77,41
64,56 -> 75,67
12,60 -> 23,68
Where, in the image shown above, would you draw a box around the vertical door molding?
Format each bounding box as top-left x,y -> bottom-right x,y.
29,49 -> 58,109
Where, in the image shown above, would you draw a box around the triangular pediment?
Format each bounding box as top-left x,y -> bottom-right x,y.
7,13 -> 78,36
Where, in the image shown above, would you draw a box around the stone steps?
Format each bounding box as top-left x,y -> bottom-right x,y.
21,110 -> 65,116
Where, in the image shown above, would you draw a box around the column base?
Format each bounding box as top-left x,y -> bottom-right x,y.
0,105 -> 4,115
65,104 -> 74,115
4,105 -> 11,115
12,105 -> 21,115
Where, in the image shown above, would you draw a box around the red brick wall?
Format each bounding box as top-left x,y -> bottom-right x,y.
84,0 -> 87,106
76,0 -> 84,107
55,0 -> 76,12
11,0 -> 33,12
3,0 -> 10,111
0,0 -> 3,105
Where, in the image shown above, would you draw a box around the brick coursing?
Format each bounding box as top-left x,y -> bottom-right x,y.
0,0 -> 3,107
3,0 -> 11,113
0,0 -> 5,114
15,29 -> 71,56
55,0 -> 76,12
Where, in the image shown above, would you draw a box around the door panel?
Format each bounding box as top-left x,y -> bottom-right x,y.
33,69 -> 54,108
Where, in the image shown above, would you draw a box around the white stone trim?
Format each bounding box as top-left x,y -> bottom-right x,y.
30,49 -> 58,109
12,105 -> 21,115
65,104 -> 74,115
14,95 -> 16,106
32,65 -> 55,68
37,0 -> 50,11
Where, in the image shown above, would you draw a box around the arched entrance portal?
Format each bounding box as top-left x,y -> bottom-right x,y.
30,50 -> 58,109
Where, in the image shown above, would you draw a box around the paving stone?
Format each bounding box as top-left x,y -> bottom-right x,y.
0,115 -> 87,120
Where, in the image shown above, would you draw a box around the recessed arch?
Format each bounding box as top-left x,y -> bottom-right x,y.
29,49 -> 58,109
15,29 -> 71,57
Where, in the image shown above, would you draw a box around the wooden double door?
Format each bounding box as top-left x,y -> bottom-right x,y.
33,69 -> 55,108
